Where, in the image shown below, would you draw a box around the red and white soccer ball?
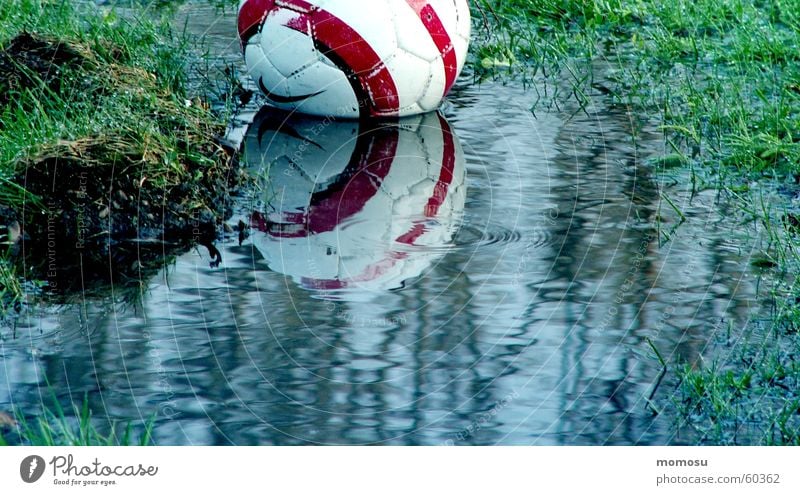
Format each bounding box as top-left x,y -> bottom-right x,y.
238,0 -> 471,118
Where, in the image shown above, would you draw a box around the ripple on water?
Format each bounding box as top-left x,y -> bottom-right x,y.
0,306 -> 95,356
452,223 -> 524,249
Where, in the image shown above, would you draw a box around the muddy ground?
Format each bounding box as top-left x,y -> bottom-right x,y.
0,33 -> 244,301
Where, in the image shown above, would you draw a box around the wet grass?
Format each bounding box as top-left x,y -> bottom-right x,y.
474,0 -> 800,177
673,290 -> 800,445
0,395 -> 154,446
474,0 -> 800,444
0,0 -> 237,314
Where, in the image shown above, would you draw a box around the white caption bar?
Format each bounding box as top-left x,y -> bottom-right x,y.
2,447 -> 798,494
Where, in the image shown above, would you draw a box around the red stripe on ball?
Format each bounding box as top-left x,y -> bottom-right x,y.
405,0 -> 459,96
238,0 -> 276,48
279,0 -> 401,117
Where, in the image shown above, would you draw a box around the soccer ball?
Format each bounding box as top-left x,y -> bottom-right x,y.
238,0 -> 471,118
244,108 -> 467,293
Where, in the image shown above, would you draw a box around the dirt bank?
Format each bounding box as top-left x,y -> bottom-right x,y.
0,33 -> 242,301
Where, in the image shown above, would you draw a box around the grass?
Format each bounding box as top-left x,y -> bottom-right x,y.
475,0 -> 800,179
0,260 -> 22,311
473,0 -> 800,444
0,395 -> 154,446
0,0 -> 236,313
674,302 -> 800,445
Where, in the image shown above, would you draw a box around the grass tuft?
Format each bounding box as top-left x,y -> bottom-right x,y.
0,1 -> 238,312
0,395 -> 154,447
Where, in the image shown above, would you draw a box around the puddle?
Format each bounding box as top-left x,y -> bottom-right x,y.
0,5 -> 770,445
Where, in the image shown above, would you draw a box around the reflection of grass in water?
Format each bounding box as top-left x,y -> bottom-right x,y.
0,395 -> 154,446
475,0 -> 800,444
103,0 -> 240,13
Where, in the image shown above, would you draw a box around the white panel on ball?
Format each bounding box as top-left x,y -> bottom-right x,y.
259,10 -> 317,78
238,0 -> 471,118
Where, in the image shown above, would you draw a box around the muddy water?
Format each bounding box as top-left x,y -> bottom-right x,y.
0,5 -> 765,445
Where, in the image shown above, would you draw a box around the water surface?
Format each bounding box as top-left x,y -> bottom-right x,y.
0,5 -> 765,445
